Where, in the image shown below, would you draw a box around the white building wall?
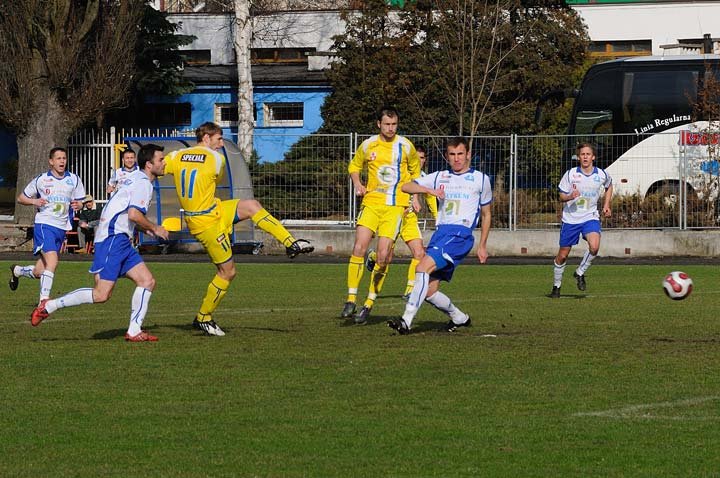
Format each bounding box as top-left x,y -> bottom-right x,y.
169,11 -> 344,67
171,13 -> 235,64
573,2 -> 720,55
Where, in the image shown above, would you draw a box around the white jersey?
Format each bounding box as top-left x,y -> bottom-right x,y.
558,166 -> 612,224
108,165 -> 139,191
95,170 -> 154,243
414,168 -> 492,231
22,171 -> 86,231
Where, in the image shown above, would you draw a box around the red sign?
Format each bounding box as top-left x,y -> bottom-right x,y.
679,130 -> 720,146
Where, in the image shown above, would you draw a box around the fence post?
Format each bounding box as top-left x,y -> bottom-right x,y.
509,134 -> 516,231
679,136 -> 686,230
349,132 -> 356,226
110,126 -> 116,170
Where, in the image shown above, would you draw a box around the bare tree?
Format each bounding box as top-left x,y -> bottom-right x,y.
0,0 -> 144,223
405,0 -> 585,141
234,0 -> 255,163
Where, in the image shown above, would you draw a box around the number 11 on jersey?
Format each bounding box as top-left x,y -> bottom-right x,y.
180,168 -> 198,199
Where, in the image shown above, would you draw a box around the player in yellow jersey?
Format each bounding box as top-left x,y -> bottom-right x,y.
165,122 -> 313,336
363,146 -> 438,311
342,107 -> 421,323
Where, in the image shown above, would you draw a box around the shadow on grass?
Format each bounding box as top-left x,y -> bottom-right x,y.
545,293 -> 588,299
92,328 -> 133,340
162,322 -> 292,334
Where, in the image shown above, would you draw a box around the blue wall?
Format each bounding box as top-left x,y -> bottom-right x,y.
147,84 -> 330,163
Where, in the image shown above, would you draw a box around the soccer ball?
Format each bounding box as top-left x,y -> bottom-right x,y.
662,271 -> 693,300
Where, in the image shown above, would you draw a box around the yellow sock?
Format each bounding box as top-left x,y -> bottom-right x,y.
347,255 -> 365,303
406,258 -> 420,295
198,275 -> 231,319
251,208 -> 295,247
365,265 -> 389,308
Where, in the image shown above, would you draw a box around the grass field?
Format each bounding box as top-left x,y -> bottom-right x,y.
2,259 -> 719,477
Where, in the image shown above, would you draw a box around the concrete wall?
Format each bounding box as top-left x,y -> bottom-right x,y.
253,228 -> 720,258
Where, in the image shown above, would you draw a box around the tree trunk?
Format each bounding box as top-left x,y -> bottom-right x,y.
14,95 -> 73,225
234,0 -> 254,164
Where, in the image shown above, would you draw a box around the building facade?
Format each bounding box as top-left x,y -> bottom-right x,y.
143,10 -> 344,162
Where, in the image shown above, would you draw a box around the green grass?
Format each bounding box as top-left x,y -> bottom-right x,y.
2,260 -> 720,477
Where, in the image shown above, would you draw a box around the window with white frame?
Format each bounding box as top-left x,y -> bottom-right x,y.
215,103 -> 238,127
215,103 -> 256,127
263,103 -> 304,127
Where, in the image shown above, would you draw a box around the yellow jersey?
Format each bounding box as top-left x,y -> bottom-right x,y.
164,145 -> 226,233
349,134 -> 420,207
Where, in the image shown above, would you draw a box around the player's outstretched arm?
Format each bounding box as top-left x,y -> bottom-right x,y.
402,181 -> 444,200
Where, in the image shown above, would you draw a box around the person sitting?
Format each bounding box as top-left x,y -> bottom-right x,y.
77,195 -> 103,252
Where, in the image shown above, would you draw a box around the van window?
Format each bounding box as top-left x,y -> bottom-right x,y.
620,70 -> 698,133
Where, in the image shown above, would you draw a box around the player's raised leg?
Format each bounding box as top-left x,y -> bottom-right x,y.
30,272 -> 112,328
236,199 -> 313,258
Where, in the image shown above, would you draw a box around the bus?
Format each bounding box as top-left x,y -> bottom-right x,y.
560,54 -> 720,198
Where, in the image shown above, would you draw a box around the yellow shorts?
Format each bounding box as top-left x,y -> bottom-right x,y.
356,203 -> 404,240
399,210 -> 422,242
190,199 -> 239,264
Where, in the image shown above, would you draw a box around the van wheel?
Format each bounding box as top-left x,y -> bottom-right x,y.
648,181 -> 680,197
648,181 -> 693,204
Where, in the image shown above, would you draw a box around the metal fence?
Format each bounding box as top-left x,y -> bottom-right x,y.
67,129 -> 720,230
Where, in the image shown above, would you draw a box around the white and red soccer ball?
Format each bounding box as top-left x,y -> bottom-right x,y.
663,271 -> 693,300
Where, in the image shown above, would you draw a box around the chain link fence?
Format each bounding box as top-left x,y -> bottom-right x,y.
68,129 -> 720,231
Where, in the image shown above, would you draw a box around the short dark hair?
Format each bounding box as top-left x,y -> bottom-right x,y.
120,148 -> 136,160
576,142 -> 597,156
376,107 -> 399,122
49,147 -> 66,158
196,122 -> 223,143
138,144 -> 164,170
446,137 -> 469,151
416,145 -> 426,154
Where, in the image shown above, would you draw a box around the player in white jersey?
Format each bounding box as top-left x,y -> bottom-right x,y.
30,144 -> 170,342
550,143 -> 613,298
388,137 -> 492,335
9,147 -> 86,304
107,148 -> 138,195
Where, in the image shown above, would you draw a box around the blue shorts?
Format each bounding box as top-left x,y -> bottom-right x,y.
426,225 -> 474,282
89,234 -> 143,282
33,223 -> 66,255
559,220 -> 601,248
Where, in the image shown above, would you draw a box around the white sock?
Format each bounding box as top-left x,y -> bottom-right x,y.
46,288 -> 94,314
426,291 -> 466,323
39,271 -> 55,300
553,261 -> 566,288
16,265 -> 36,279
576,251 -> 596,276
127,287 -> 152,336
402,272 -> 430,327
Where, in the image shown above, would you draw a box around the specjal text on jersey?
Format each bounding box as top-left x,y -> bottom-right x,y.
180,154 -> 206,163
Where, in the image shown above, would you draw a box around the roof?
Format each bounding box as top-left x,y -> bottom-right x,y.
183,64 -> 329,86
599,54 -> 720,65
